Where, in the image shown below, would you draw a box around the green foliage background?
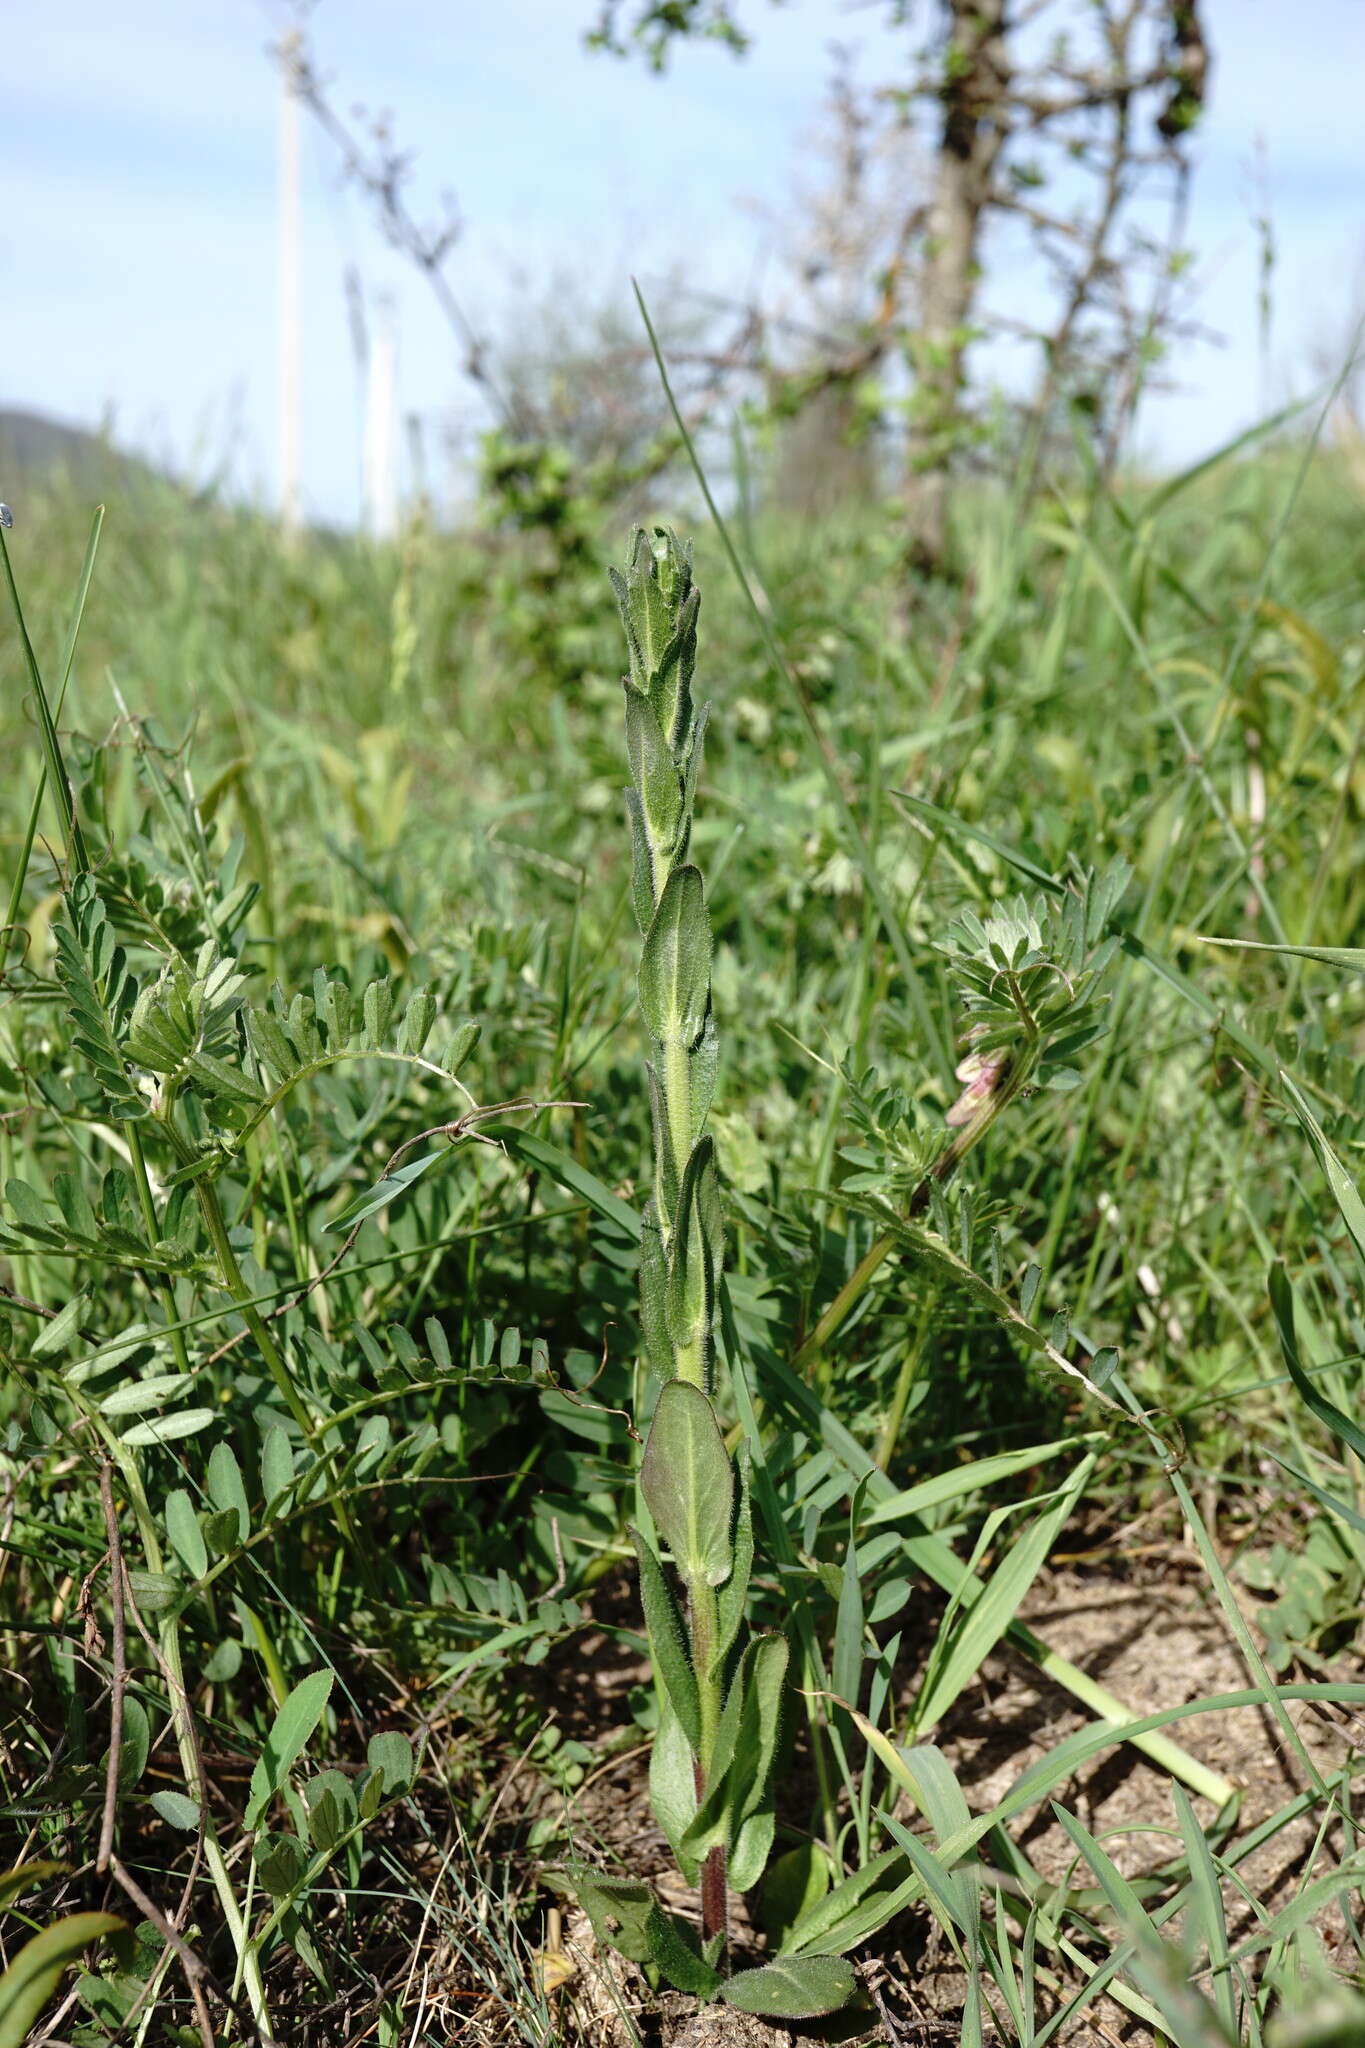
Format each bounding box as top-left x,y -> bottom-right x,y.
3,425 -> 1365,2044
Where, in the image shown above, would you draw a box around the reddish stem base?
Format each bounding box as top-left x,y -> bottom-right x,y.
701,1843 -> 728,1954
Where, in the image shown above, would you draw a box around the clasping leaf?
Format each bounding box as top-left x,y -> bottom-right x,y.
639,865 -> 711,1050
641,1379 -> 734,1589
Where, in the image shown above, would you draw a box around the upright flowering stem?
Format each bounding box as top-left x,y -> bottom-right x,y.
614,529 -> 723,1398
567,533 -> 852,2022
615,529 -> 729,1936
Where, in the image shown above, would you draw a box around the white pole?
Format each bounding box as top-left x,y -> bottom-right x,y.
364,296 -> 400,541
277,34 -> 303,535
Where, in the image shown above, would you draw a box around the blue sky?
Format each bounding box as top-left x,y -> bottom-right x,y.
5,0 -> 1363,522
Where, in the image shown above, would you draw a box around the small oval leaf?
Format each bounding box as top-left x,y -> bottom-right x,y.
722,1953 -> 856,2019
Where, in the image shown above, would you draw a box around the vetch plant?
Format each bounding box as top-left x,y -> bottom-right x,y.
566,530 -> 856,2019
0,516 -> 559,2041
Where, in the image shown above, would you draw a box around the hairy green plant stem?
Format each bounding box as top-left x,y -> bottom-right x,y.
616,528 -> 730,1946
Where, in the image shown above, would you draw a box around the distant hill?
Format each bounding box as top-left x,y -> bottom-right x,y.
0,406 -> 168,504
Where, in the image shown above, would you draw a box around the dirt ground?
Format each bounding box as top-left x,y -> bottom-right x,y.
518,1540 -> 1362,2048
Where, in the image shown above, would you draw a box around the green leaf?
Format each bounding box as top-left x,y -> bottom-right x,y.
862,1436 -> 1095,1529
244,1004 -> 299,1082
304,1769 -> 357,1852
253,1831 -> 310,1899
878,1815 -> 977,1952
29,1293 -> 88,1358
729,1805 -> 777,1898
646,1063 -> 679,1218
207,1442 -> 250,1546
124,1569 -> 178,1613
149,1791 -> 200,1832
782,1844 -> 921,1957
631,1528 -> 700,1750
722,1955 -> 856,2018
563,1869 -> 656,1965
878,1746 -> 982,1976
244,1668 -> 334,1829
643,1907 -> 722,1999
99,1373 -> 193,1417
1269,1261 -> 1365,1462
1091,1346 -> 1119,1388
733,1634 -> 790,1818
399,987 -> 437,1056
1051,1803 -> 1170,2022
624,789 -> 658,936
51,882 -> 143,1120
491,1126 -> 641,1241
362,978 -> 393,1047
260,1424 -> 295,1506
1265,1451 -> 1365,1534
715,1442 -> 753,1663
112,1697 -> 150,1790
638,1203 -> 676,1382
624,685 -> 684,855
0,1913 -> 128,2048
366,1731 -> 414,1798
185,1049 -> 263,1105
1281,1074 -> 1365,1277
53,1171 -> 98,1241
639,864 -> 711,1049
204,1640 -> 242,1683
832,1521 -> 864,1717
202,1507 -> 243,1553
1199,935 -> 1365,971
911,1453 -> 1096,1735
760,1843 -> 833,1944
1172,1784 -> 1237,2040
120,1409 -> 216,1448
325,1150 -> 447,1235
684,1634 -> 788,1874
648,1698 -> 700,1885
0,1862 -> 67,1913
665,1136 -> 724,1358
5,1178 -> 52,1233
611,527 -> 698,747
641,1379 -> 734,1589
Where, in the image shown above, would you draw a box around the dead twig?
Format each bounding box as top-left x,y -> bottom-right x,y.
106,1855 -> 216,2048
